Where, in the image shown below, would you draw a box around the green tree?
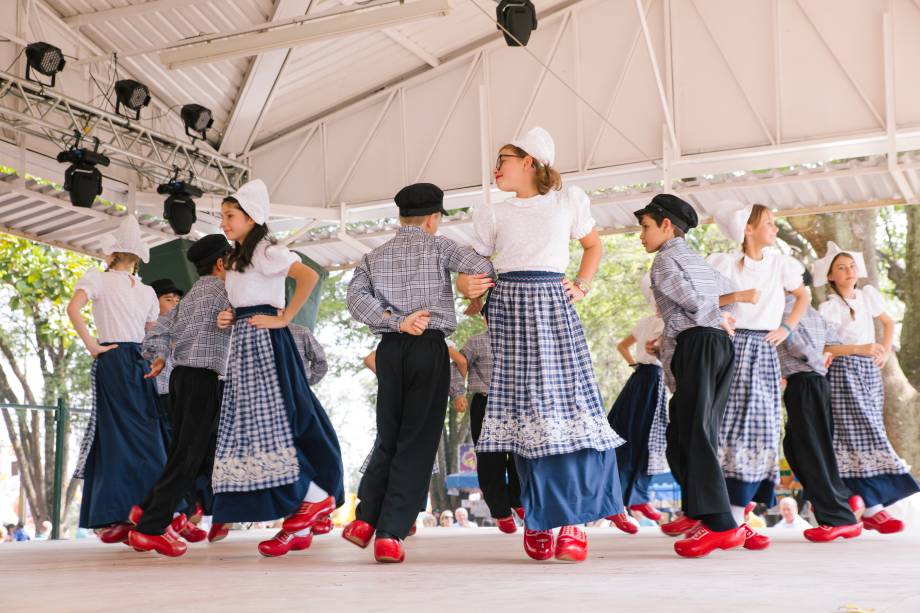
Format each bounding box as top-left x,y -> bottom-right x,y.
0,234 -> 95,531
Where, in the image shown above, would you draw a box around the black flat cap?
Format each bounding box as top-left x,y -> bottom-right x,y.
633,194 -> 699,232
394,183 -> 448,217
150,278 -> 183,297
187,233 -> 232,267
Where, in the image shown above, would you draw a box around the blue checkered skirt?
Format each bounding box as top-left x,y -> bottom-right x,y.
477,271 -> 624,459
212,306 -> 344,522
718,330 -> 782,485
646,366 -> 669,475
828,355 -> 911,478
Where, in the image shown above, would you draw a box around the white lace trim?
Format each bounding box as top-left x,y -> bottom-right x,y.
835,449 -> 911,478
477,413 -> 624,458
212,447 -> 299,493
718,445 -> 779,483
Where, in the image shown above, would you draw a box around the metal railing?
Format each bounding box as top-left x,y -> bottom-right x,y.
0,400 -> 90,540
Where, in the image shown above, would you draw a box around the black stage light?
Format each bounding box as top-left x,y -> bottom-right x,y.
56,148 -> 111,208
25,42 -> 66,87
114,79 -> 151,120
157,180 -> 201,235
496,0 -> 537,47
180,104 -> 214,140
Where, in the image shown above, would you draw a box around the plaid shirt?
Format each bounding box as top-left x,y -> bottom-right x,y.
461,332 -> 492,395
347,226 -> 494,336
289,323 -> 328,386
777,294 -> 841,377
143,275 -> 232,377
449,363 -> 465,400
651,238 -> 737,391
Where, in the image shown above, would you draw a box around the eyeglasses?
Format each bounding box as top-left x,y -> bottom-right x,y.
494,153 -> 524,171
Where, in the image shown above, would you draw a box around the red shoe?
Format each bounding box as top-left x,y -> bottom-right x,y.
743,502 -> 756,518
282,496 -> 336,533
496,516 -> 518,534
660,515 -> 701,537
128,505 -> 144,525
258,530 -> 313,557
188,503 -> 204,525
554,526 -> 587,563
848,495 -> 866,520
342,520 -> 374,549
98,522 -> 132,544
607,513 -> 638,534
514,507 -> 525,521
862,510 -> 904,534
208,522 -> 230,543
312,514 -> 333,535
407,523 -> 417,537
742,524 -> 771,550
629,503 -> 662,521
804,523 -> 863,543
179,522 -> 208,543
674,526 -> 745,558
127,515 -> 189,557
523,529 -> 554,561
374,537 -> 405,563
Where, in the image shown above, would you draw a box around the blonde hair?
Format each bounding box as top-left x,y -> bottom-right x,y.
399,215 -> 432,227
501,145 -> 562,195
741,204 -> 771,254
106,252 -> 140,274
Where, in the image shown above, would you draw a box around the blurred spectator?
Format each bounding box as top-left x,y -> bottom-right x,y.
439,510 -> 454,528
455,508 -> 477,528
771,497 -> 811,530
35,521 -> 52,540
421,513 -> 437,528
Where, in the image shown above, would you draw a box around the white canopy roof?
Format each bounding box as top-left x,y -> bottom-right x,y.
2,0 -> 919,266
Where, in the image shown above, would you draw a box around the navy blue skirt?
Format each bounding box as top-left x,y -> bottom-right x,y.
212,306 -> 344,523
608,364 -> 660,506
79,343 -> 167,528
842,474 -> 920,508
514,448 -> 624,530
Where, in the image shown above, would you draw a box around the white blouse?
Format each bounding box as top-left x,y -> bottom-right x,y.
708,250 -> 804,330
225,240 -> 299,309
470,186 -> 595,274
74,269 -> 160,344
818,285 -> 887,345
632,315 -> 664,366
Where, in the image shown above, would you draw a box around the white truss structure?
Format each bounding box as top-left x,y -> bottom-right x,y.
2,0 -> 920,265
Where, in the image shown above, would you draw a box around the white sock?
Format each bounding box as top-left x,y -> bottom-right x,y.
863,504 -> 884,518
730,505 -> 746,525
304,481 -> 329,503
294,528 -> 311,537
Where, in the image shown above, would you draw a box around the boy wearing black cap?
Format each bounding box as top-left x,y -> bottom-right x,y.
148,278 -> 183,441
634,193 -> 745,558
344,182 -> 494,563
128,234 -> 234,556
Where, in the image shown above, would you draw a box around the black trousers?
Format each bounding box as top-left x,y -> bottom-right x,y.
135,366 -> 221,535
667,327 -> 737,532
470,393 -> 521,518
784,372 -> 857,527
356,331 -> 449,539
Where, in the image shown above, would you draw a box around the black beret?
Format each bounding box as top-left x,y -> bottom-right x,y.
633,193 -> 699,232
187,234 -> 232,267
150,278 -> 182,297
394,183 -> 448,217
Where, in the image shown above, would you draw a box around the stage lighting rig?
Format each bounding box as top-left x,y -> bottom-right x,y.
115,79 -> 151,120
25,42 -> 66,87
157,175 -> 201,235
56,138 -> 110,208
496,0 -> 537,47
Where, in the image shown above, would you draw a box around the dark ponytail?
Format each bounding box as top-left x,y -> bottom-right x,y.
224,197 -> 275,272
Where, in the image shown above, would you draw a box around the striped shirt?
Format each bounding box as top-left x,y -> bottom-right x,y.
347,226 -> 494,336
289,323 -> 328,386
777,294 -> 841,377
650,237 -> 737,391
142,276 -> 232,377
460,332 -> 492,395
